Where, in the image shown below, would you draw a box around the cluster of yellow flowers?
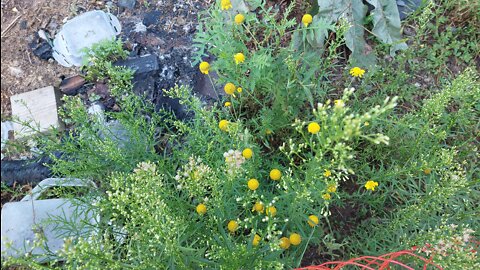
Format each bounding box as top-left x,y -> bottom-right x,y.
220,0 -> 232,10
279,233 -> 302,249
196,3 -> 379,255
349,67 -> 366,78
365,180 -> 379,191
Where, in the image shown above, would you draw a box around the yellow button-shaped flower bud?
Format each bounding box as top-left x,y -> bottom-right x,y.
199,61 -> 210,74
248,178 -> 259,191
234,14 -> 245,25
219,120 -> 229,131
269,169 -> 282,181
252,234 -> 261,246
279,237 -> 290,249
289,233 -> 302,246
227,220 -> 238,233
302,14 -> 313,27
266,206 -> 277,217
252,201 -> 264,213
308,122 -> 320,134
224,83 -> 236,95
242,148 -> 253,159
308,215 -> 319,227
196,203 -> 207,215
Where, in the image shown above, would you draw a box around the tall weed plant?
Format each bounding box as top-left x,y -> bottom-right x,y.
2,0 -> 479,269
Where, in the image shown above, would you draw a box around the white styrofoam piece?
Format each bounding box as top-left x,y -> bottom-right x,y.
52,10 -> 122,67
1,178 -> 98,261
10,86 -> 61,138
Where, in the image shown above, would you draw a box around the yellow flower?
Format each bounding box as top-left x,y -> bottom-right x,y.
424,168 -> 432,175
252,201 -> 264,213
248,178 -> 259,191
270,169 -> 282,181
220,0 -> 232,10
324,170 -> 331,177
327,184 -> 337,193
218,120 -> 229,131
224,101 -> 231,107
266,206 -> 277,217
265,129 -> 273,135
289,233 -> 302,246
227,220 -> 239,233
234,53 -> 245,64
302,14 -> 313,27
308,122 -> 320,134
322,193 -> 331,200
196,203 -> 207,215
364,121 -> 370,126
224,83 -> 236,95
252,234 -> 261,246
242,148 -> 253,159
308,215 -> 319,227
334,99 -> 345,108
365,180 -> 379,191
235,14 -> 245,25
279,237 -> 291,249
349,67 -> 366,78
199,61 -> 210,74
236,87 -> 243,93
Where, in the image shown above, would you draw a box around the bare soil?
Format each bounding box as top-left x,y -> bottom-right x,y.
0,0 -> 98,117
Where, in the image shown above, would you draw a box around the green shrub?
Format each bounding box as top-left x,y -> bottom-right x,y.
3,1 -> 479,269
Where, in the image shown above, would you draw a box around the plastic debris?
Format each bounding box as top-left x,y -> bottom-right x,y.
1,178 -> 98,261
52,10 -> 122,67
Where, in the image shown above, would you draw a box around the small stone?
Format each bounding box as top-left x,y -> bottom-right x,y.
9,66 -> 24,78
87,102 -> 105,122
118,0 -> 136,9
143,10 -> 161,27
134,21 -> 147,33
19,20 -> 28,30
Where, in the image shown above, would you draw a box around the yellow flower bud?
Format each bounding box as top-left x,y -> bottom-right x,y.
199,61 -> 210,74
224,83 -> 236,95
308,122 -> 320,134
234,14 -> 245,25
302,14 -> 313,27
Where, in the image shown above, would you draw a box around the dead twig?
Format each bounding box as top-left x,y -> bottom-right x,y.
26,50 -> 32,64
1,14 -> 21,37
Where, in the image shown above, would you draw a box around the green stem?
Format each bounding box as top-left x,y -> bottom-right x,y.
207,74 -> 220,100
297,226 -> 317,267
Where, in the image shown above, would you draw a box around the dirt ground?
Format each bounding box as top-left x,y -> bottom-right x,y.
0,0 -> 210,118
0,0 -> 95,117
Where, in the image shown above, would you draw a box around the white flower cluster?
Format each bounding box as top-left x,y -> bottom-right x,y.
223,149 -> 245,174
174,156 -> 213,197
421,226 -> 476,257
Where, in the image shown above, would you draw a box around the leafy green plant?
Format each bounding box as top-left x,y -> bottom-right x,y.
3,1 -> 479,269
300,0 -> 408,67
340,68 -> 480,257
